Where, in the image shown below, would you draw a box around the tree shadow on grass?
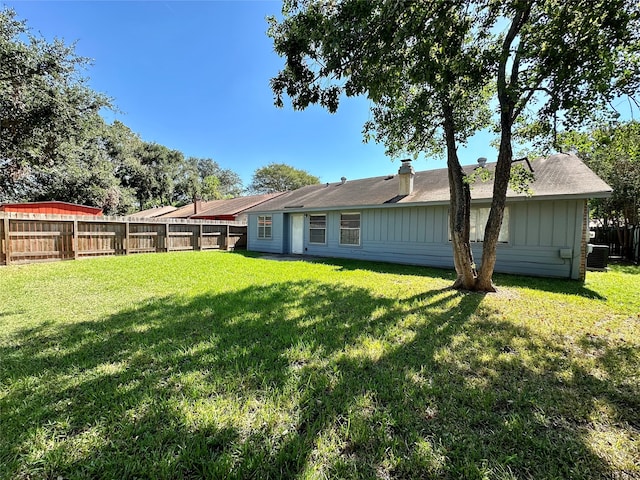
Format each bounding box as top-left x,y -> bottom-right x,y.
1,281 -> 637,478
235,251 -> 608,299
233,250 -> 458,281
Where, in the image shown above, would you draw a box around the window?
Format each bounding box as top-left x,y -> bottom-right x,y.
469,207 -> 509,242
309,214 -> 326,244
257,215 -> 272,239
340,212 -> 360,245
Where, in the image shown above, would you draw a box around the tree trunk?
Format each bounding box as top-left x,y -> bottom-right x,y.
443,106 -> 477,290
476,111 -> 513,292
473,6 -> 530,292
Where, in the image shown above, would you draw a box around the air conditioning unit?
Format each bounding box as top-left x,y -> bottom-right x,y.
587,245 -> 609,270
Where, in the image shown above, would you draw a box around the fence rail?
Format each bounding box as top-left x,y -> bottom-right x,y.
590,225 -> 639,264
0,212 -> 247,266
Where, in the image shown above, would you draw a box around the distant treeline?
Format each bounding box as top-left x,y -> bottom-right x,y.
1,8 -> 248,215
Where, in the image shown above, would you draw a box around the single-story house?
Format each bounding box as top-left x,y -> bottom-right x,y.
190,193 -> 286,222
245,153 -> 612,280
133,193 -> 286,223
0,201 -> 103,216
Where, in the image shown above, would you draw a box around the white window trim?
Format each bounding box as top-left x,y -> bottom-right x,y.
339,212 -> 361,246
257,215 -> 272,240
308,214 -> 327,245
448,207 -> 510,243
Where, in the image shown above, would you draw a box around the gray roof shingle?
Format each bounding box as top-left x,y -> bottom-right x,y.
126,205 -> 178,218
153,192 -> 287,219
247,153 -> 612,213
192,192 -> 286,218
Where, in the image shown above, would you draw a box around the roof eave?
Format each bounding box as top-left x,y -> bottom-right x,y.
248,190 -> 613,214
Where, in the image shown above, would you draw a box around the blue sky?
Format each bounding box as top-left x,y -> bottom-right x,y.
6,1 -> 506,186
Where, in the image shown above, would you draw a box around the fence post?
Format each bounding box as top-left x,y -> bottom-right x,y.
72,219 -> 79,260
124,220 -> 130,256
0,214 -> 247,266
3,216 -> 10,266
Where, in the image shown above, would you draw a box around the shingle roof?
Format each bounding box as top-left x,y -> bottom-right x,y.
247,153 -> 612,213
155,192 -> 287,219
127,205 -> 178,218
158,200 -> 218,218
192,192 -> 286,218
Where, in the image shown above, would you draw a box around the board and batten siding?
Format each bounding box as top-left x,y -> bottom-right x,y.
247,198 -> 588,279
247,212 -> 285,254
495,199 -> 587,279
302,207 -> 452,268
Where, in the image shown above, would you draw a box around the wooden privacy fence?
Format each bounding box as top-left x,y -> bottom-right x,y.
591,225 -> 640,264
0,212 -> 247,266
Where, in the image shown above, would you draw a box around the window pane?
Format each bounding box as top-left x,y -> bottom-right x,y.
340,229 -> 359,245
310,215 -> 326,228
309,214 -> 326,243
340,213 -> 360,245
309,229 -> 325,243
340,213 -> 360,228
469,218 -> 477,242
258,215 -> 272,239
450,207 -> 509,243
498,208 -> 509,242
476,208 -> 490,242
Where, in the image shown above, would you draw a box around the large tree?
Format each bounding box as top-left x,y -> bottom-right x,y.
130,142 -> 184,209
195,158 -> 244,199
561,121 -> 640,228
559,121 -> 640,259
173,157 -> 244,203
32,115 -> 136,215
248,163 -> 320,194
0,7 -> 111,202
484,0 -> 639,289
269,0 -> 639,291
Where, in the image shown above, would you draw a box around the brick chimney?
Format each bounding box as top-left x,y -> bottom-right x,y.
194,197 -> 202,215
398,159 -> 415,196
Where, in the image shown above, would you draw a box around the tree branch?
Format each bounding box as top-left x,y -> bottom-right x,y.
498,2 -> 533,111
509,40 -> 524,89
512,84 -> 552,121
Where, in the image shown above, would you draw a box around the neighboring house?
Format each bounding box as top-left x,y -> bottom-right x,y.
126,205 -> 178,219
191,193 -> 287,222
0,201 -> 103,216
245,153 -> 612,280
149,193 -> 286,223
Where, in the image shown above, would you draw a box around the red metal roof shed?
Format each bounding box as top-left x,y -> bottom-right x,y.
0,201 -> 103,216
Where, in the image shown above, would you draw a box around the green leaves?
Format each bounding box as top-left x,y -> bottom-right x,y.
173,158 -> 244,203
269,0 -> 639,290
510,0 -> 640,140
248,163 -> 320,194
559,121 -> 640,226
0,8 -> 111,203
0,8 -> 247,214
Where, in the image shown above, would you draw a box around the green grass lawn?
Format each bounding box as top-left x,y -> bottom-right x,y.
1,251 -> 638,479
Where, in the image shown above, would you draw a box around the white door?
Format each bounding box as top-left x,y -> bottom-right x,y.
291,214 -> 304,254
